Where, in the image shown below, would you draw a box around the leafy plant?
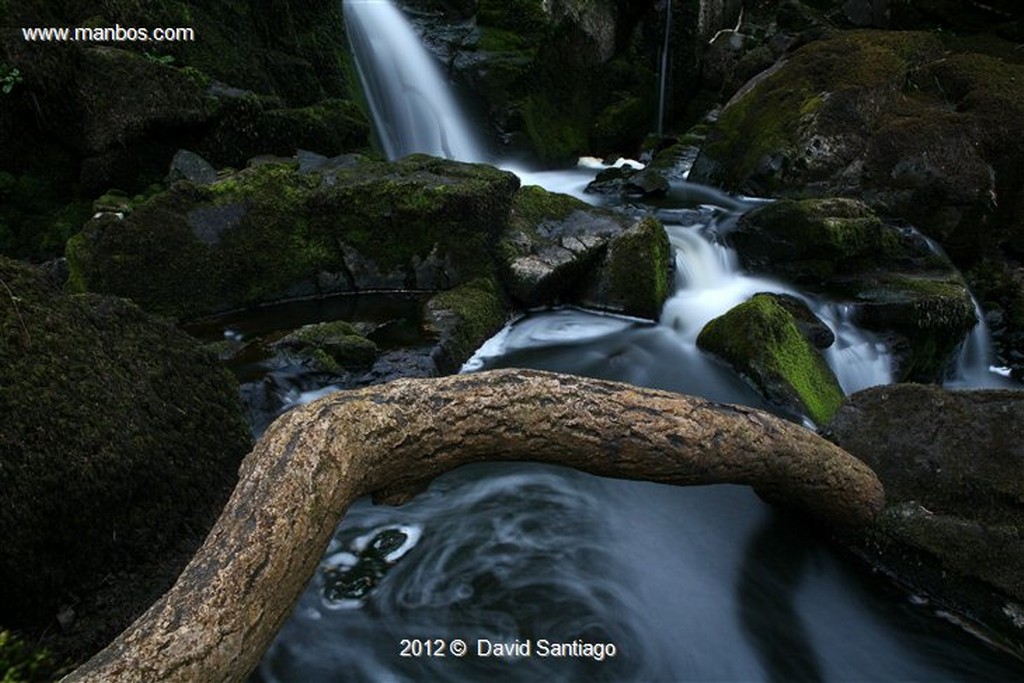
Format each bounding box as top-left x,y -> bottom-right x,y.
0,630 -> 55,683
0,65 -> 22,95
142,51 -> 175,66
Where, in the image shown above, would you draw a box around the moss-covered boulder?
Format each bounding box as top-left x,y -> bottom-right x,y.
67,155 -> 520,319
0,0 -> 367,260
0,256 -> 251,636
273,320 -> 380,373
731,198 -> 978,381
697,293 -> 845,424
426,277 -> 509,371
690,29 -> 1024,266
578,216 -> 673,320
829,384 -> 1024,651
499,185 -> 671,318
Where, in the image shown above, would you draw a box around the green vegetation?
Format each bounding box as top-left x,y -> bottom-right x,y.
427,278 -> 508,367
697,294 -> 844,425
0,256 -> 251,632
604,217 -> 672,320
0,64 -> 21,95
0,630 -> 55,683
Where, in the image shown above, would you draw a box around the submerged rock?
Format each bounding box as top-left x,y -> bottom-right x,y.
829,384 -> 1024,652
730,197 -> 977,381
0,256 -> 250,642
697,293 -> 845,425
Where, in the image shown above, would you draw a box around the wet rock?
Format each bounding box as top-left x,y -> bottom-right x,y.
167,150 -> 217,186
765,292 -> 836,349
585,166 -> 670,198
697,292 -> 845,424
273,320 -> 380,372
426,278 -> 508,371
829,384 -> 1024,650
690,30 -> 1024,266
499,185 -> 672,319
730,198 -> 977,381
66,155 -> 520,320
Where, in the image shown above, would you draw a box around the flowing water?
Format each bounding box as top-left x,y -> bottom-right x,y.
253,1 -> 1024,680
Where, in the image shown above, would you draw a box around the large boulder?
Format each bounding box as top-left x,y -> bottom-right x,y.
829,384 -> 1024,649
730,197 -> 977,381
0,0 -> 368,261
499,185 -> 672,318
690,29 -> 1024,265
0,256 -> 251,645
66,155 -> 520,319
697,292 -> 845,424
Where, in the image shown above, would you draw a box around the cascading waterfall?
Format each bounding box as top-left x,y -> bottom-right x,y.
344,0 -> 484,161
656,0 -> 673,135
256,4 -> 1024,682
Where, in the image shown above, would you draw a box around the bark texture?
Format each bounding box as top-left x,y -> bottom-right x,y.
64,369 -> 884,682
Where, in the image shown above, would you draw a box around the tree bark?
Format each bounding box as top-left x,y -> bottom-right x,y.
64,369 -> 884,682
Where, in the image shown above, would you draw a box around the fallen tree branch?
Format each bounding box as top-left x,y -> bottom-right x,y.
64,369 -> 883,682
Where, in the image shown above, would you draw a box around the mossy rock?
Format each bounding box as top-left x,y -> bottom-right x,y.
830,384 -> 1024,650
690,28 -> 1024,264
0,256 -> 251,631
731,197 -> 903,283
274,320 -> 380,372
199,98 -> 371,168
498,185 -> 670,319
426,277 -> 509,371
579,216 -> 673,320
732,197 -> 977,381
499,185 -> 630,307
67,155 -> 520,320
697,293 -> 845,424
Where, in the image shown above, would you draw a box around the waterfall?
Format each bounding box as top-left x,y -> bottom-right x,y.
656,0 -> 672,135
815,303 -> 892,394
945,297 -> 1015,388
343,0 -> 485,162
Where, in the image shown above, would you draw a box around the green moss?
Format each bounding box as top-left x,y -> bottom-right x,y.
281,320 -> 380,370
606,217 -> 672,320
428,278 -> 508,366
67,157 -> 519,320
0,629 -> 56,683
521,94 -> 590,165
697,294 -> 844,424
698,31 -> 944,192
0,255 -> 250,630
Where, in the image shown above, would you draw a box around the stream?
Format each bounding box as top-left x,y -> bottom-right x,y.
247,1 -> 1024,680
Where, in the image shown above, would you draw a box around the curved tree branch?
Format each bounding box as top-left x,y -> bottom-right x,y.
64,369 -> 883,682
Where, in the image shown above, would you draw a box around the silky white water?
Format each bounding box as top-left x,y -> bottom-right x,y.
252,3 -> 1024,681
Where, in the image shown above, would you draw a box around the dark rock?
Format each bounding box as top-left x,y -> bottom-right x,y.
66,155 -> 520,320
273,320 -> 380,372
697,292 -> 845,424
0,256 -> 250,636
763,292 -> 835,349
829,384 -> 1024,649
167,150 -> 218,186
499,185 -> 672,318
730,198 -> 977,381
690,30 -> 1024,266
578,216 -> 673,320
585,166 -> 670,198
425,278 -> 508,371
